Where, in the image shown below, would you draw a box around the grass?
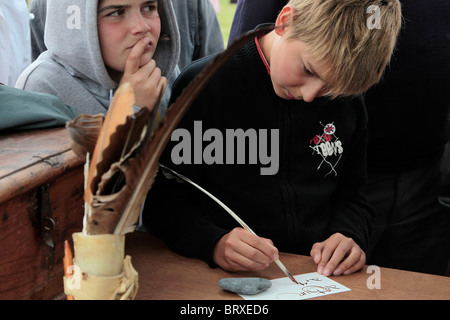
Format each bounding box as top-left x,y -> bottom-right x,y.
215,0 -> 237,47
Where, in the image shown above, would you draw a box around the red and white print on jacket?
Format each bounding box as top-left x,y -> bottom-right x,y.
309,122 -> 343,177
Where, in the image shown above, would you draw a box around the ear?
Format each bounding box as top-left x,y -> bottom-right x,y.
275,5 -> 294,36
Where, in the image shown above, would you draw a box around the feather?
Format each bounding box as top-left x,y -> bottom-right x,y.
66,114 -> 104,159
159,164 -> 256,233
85,87 -> 158,235
66,24 -> 275,235
83,85 -> 161,235
159,163 -> 298,284
113,24 -> 275,235
85,83 -> 136,207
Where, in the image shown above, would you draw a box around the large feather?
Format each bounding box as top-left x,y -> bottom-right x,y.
85,83 -> 136,206
113,24 -> 275,235
66,25 -> 275,235
85,88 -> 159,235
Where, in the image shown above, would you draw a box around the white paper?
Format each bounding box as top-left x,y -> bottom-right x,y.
240,272 -> 351,300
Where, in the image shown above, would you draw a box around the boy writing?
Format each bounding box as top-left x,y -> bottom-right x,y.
144,0 -> 402,276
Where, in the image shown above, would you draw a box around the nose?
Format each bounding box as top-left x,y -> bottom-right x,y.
300,81 -> 325,103
129,12 -> 151,35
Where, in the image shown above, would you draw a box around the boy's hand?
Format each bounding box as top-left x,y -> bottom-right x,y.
213,228 -> 279,272
310,233 -> 365,276
120,37 -> 167,110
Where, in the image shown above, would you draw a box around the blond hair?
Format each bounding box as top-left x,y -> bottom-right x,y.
285,0 -> 402,98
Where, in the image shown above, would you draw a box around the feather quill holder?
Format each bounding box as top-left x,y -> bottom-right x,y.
67,83 -> 157,235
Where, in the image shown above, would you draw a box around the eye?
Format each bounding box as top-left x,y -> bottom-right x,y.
303,65 -> 314,76
143,4 -> 157,12
106,8 -> 125,17
142,1 -> 158,13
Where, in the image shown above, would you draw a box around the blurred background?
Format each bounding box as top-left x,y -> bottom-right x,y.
215,0 -> 237,46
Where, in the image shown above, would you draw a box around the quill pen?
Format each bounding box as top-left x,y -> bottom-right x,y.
159,164 -> 299,285
67,24 -> 276,236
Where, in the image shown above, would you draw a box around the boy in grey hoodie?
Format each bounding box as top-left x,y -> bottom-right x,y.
28,0 -> 224,71
16,0 -> 180,116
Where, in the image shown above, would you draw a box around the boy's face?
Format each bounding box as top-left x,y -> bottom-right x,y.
265,5 -> 330,102
97,0 -> 161,76
269,36 -> 330,103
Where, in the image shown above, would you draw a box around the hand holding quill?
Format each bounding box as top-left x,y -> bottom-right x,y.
160,164 -> 299,284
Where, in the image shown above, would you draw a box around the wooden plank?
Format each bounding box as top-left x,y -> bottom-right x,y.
0,128 -> 74,176
0,128 -> 82,204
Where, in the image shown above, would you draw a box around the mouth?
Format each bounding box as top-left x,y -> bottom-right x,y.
127,40 -> 153,51
286,90 -> 296,100
286,90 -> 304,101
143,43 -> 152,52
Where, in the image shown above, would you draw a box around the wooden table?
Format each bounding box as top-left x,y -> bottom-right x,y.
2,128 -> 448,302
126,231 -> 450,300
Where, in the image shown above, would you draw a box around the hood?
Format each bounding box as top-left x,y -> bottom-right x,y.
44,0 -> 180,91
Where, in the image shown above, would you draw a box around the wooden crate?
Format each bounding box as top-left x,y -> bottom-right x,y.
0,128 -> 84,300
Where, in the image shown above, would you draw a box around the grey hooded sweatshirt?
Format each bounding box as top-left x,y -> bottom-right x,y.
16,0 -> 180,116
